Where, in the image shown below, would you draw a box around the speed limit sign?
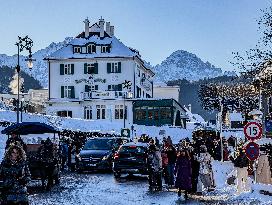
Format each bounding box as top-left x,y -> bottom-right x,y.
244,122 -> 262,141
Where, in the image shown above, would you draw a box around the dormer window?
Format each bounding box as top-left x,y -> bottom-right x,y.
87,44 -> 96,53
74,47 -> 81,53
101,46 -> 110,53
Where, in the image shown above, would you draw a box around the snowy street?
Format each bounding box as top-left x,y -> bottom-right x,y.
27,172 -> 265,205
29,172 -> 183,205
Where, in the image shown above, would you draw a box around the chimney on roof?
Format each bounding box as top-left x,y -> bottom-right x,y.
83,18 -> 90,38
110,25 -> 114,36
99,17 -> 105,38
106,22 -> 110,35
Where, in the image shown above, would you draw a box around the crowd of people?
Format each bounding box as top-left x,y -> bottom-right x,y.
146,135 -> 272,200
0,132 -> 271,204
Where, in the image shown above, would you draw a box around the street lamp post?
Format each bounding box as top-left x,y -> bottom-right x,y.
15,36 -> 33,123
219,97 -> 224,162
123,92 -> 126,128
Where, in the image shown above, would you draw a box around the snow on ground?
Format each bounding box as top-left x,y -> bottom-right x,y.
1,110 -> 271,204
0,110 -> 193,144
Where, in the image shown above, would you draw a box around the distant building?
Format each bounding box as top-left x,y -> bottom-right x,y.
153,82 -> 180,101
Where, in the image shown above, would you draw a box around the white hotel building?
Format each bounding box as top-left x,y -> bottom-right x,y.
45,18 -> 187,128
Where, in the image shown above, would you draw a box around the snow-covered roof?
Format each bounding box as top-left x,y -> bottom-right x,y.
191,114 -> 205,123
229,112 -> 244,121
46,36 -> 136,59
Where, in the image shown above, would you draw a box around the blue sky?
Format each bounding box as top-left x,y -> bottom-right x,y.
0,0 -> 270,71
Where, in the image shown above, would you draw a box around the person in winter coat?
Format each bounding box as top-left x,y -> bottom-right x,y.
256,148 -> 272,184
0,145 -> 31,205
174,149 -> 192,200
196,145 -> 213,193
211,140 -> 222,161
161,149 -> 169,185
147,144 -> 163,191
5,133 -> 27,152
165,142 -> 177,187
232,147 -> 250,194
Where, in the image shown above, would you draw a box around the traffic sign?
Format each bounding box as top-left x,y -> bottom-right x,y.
243,122 -> 262,141
245,142 -> 260,161
121,128 -> 130,138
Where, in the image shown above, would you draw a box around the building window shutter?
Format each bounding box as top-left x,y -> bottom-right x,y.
71,64 -> 74,74
85,85 -> 89,92
60,64 -> 64,75
107,63 -> 111,73
84,63 -> 87,74
70,86 -> 75,98
94,63 -> 98,74
61,86 -> 64,98
118,62 -> 121,73
95,85 -> 98,90
106,46 -> 110,53
118,84 -> 122,91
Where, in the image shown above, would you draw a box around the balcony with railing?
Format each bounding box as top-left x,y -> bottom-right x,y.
80,91 -> 133,100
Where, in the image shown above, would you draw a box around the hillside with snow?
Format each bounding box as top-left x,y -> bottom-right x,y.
0,39 -> 235,88
153,50 -> 234,82
0,37 -> 73,88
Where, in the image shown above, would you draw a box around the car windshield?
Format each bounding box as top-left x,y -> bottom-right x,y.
83,139 -> 114,150
119,146 -> 146,154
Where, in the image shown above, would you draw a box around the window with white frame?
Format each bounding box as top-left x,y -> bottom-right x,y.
57,110 -> 72,118
107,62 -> 121,73
64,64 -> 72,75
96,105 -> 106,119
61,86 -> 75,98
101,46 -> 108,53
112,62 -> 119,73
87,44 -> 96,53
74,47 -> 81,53
115,105 -> 124,119
84,106 -> 92,119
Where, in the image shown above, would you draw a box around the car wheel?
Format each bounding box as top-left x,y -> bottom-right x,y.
113,170 -> 121,178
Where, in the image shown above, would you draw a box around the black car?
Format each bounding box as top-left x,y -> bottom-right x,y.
77,137 -> 128,172
112,142 -> 149,178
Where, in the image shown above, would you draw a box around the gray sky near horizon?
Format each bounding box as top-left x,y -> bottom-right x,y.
0,0 -> 270,71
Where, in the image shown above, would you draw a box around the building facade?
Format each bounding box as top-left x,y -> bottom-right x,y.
45,18 -> 187,128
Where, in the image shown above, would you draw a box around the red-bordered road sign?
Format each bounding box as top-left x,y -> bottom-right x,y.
244,122 -> 262,141
245,142 -> 260,161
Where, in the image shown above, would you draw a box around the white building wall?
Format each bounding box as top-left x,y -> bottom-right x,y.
49,59 -> 142,100
47,99 -> 134,127
153,86 -> 180,101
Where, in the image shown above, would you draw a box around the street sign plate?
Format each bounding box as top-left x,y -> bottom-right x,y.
121,128 -> 130,138
244,122 -> 262,141
245,142 -> 260,161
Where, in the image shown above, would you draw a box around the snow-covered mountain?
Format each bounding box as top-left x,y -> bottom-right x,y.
153,50 -> 224,82
0,40 -> 235,87
0,37 -> 73,87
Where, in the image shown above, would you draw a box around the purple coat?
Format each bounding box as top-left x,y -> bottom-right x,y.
174,156 -> 192,190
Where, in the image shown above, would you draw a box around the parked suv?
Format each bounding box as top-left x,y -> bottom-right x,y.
77,137 -> 128,172
112,142 -> 149,178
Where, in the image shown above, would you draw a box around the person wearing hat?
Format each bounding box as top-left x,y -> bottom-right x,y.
256,147 -> 272,184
